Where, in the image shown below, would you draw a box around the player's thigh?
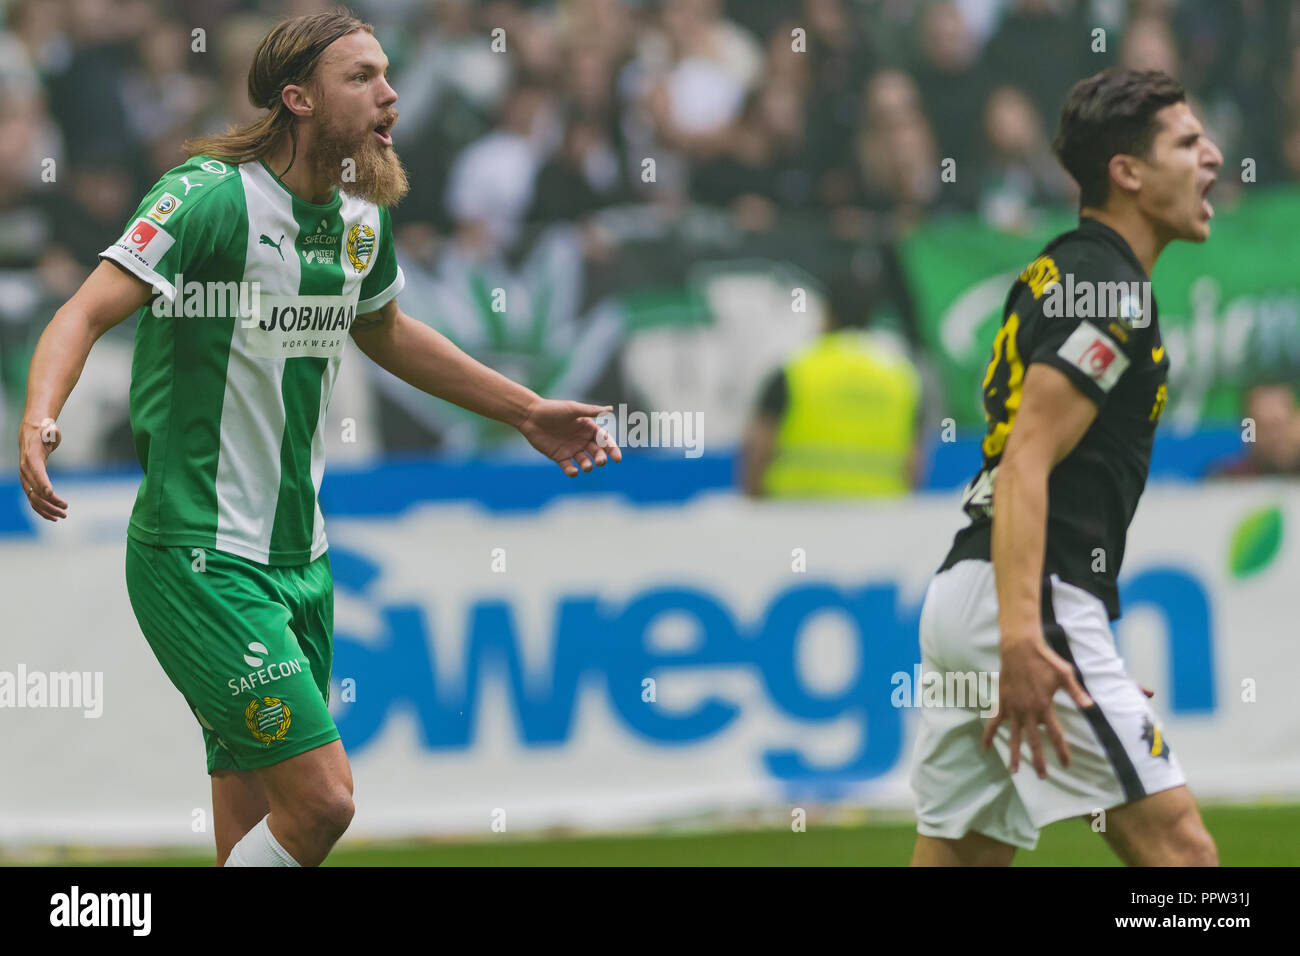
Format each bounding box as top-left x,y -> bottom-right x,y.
1099,785 -> 1218,866
911,832 -> 1017,867
211,769 -> 269,862
288,550 -> 334,700
992,576 -> 1188,836
125,539 -> 341,772
912,561 -> 1038,851
253,738 -> 354,827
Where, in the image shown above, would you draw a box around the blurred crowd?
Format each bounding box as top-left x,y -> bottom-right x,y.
2,0 -> 1299,483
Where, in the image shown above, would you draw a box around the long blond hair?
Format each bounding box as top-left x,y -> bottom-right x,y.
182,10 -> 372,170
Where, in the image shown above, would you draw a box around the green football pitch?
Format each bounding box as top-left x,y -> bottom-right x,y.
22,803 -> 1299,866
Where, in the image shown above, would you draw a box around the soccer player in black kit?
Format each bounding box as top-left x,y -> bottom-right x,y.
909,70 -> 1223,865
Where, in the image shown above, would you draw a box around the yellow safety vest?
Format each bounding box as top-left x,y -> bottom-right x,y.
763,330 -> 920,498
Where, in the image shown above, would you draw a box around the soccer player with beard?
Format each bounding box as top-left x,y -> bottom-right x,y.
16,12 -> 621,867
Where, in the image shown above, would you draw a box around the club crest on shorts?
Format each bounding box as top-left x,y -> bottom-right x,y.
245,696 -> 292,746
1141,716 -> 1170,760
346,223 -> 375,274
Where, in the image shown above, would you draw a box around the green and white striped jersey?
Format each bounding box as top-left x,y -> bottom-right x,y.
99,154 -> 404,565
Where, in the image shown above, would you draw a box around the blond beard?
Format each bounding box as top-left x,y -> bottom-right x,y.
313,115 -> 410,208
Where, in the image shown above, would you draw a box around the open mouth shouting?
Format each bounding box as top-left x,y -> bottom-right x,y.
373,113 -> 397,147
1199,175 -> 1216,220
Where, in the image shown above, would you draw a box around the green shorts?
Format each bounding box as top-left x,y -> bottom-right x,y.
125,536 -> 341,774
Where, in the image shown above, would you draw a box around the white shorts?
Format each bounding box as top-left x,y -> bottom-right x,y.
910,559 -> 1186,850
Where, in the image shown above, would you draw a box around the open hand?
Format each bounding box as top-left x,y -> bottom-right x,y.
983,635 -> 1093,779
18,417 -> 67,521
519,400 -> 622,477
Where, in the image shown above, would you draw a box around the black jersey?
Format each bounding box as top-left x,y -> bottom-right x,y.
940,217 -> 1170,619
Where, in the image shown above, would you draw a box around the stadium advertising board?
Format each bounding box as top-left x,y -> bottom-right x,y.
1,480 -> 1296,843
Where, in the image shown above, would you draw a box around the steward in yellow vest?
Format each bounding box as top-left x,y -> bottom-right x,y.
743,281 -> 922,498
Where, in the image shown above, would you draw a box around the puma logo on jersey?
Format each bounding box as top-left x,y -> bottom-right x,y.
180,175 -> 203,195
259,233 -> 285,260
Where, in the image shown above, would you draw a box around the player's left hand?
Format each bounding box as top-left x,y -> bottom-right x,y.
519,399 -> 622,477
18,416 -> 67,521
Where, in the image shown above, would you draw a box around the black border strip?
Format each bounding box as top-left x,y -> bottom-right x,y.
1041,575 -> 1145,802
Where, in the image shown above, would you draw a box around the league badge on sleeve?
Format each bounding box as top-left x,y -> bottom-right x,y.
146,192 -> 182,226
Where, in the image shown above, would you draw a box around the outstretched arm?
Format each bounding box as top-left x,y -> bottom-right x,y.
350,298 -> 621,476
19,261 -> 153,521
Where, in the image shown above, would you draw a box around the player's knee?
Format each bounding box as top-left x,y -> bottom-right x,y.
318,788 -> 356,839
297,786 -> 354,842
1170,811 -> 1217,866
1134,801 -> 1217,866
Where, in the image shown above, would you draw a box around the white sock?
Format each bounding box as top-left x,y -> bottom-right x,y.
224,814 -> 301,867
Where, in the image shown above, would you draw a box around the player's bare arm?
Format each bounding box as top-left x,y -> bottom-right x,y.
981,362 -> 1097,776
350,298 -> 622,477
18,261 -> 153,522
